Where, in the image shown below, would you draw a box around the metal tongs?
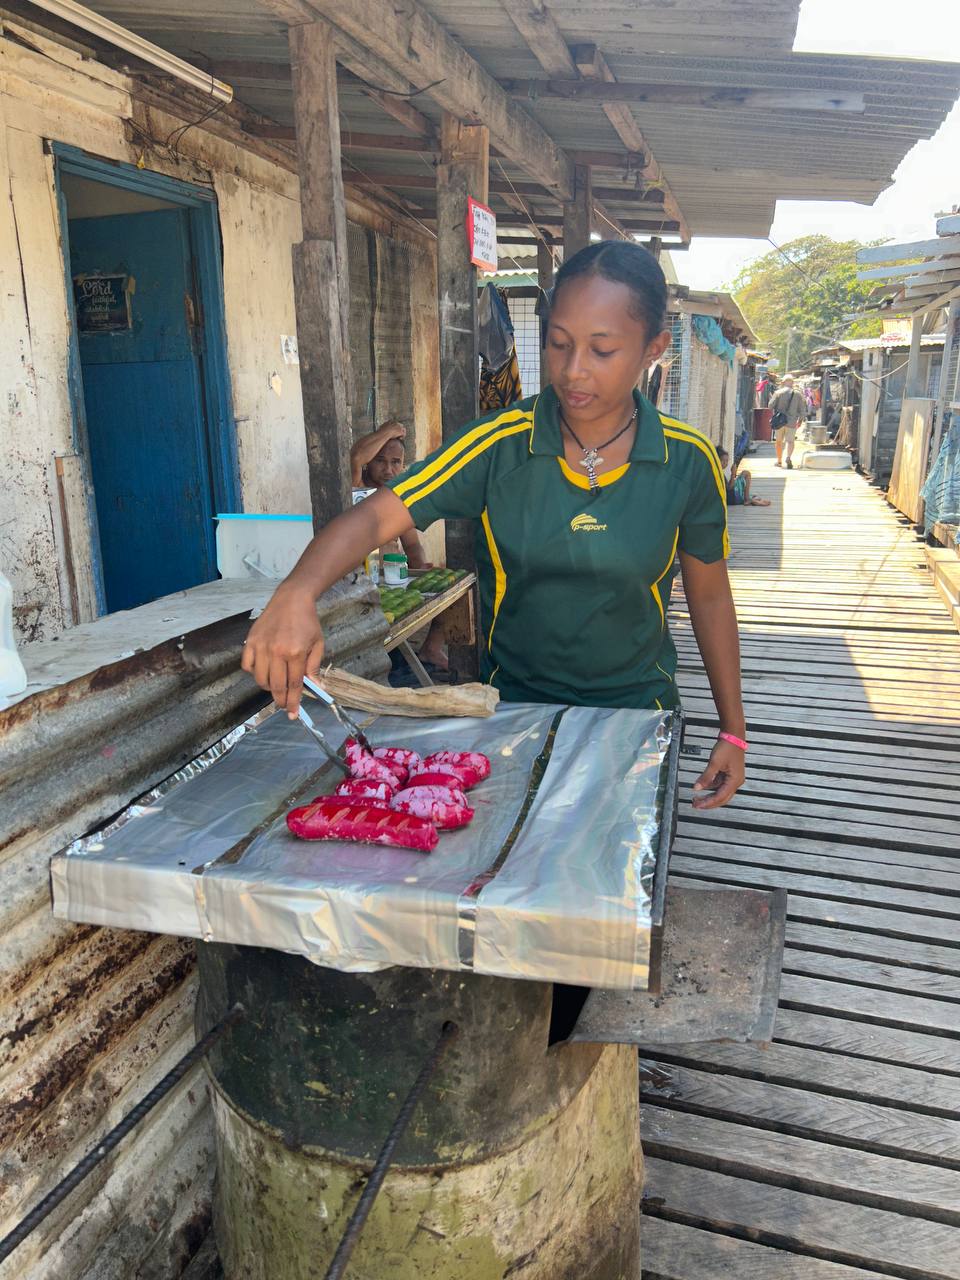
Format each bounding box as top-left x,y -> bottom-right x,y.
303,674 -> 374,755
295,700 -> 351,777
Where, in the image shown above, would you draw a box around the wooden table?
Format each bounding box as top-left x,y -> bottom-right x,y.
383,571 -> 477,685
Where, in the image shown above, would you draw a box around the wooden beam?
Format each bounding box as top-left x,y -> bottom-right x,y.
563,163 -> 592,258
910,282 -> 960,316
342,130 -> 435,152
570,148 -> 647,170
593,200 -> 635,242
301,0 -> 572,199
354,84 -> 436,138
537,238 -> 555,289
571,44 -> 689,244
502,79 -> 866,112
342,170 -> 666,210
495,213 -> 562,229
288,20 -> 353,528
250,125 -> 436,148
904,314 -> 924,396
494,212 -> 678,232
208,59 -> 289,81
936,213 -> 960,237
501,0 -> 576,78
857,236 -> 960,265
436,113 -> 487,675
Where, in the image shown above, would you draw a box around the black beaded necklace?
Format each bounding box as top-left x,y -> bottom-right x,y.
559,404 -> 638,492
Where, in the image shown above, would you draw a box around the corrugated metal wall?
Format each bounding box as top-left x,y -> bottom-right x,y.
348,223 -> 376,436
0,582 -> 389,1280
347,225 -> 427,447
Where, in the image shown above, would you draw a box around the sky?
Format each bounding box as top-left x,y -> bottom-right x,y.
674,0 -> 960,291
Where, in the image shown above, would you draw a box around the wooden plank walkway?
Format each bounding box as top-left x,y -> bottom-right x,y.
642,446 -> 960,1279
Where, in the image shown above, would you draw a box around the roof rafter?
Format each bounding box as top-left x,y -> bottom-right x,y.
571,44 -> 689,243
262,0 -> 573,198
501,79 -> 866,112
491,4 -> 690,244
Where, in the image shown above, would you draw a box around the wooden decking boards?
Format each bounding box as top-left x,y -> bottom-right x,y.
645,449 -> 960,1278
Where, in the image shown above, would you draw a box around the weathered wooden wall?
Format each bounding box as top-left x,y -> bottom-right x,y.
0,15 -> 442,641
0,16 -> 439,1280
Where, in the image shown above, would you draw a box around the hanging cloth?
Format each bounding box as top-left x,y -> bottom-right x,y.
478,283 -> 523,410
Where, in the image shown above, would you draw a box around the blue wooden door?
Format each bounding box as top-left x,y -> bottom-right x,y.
70,208 -> 217,612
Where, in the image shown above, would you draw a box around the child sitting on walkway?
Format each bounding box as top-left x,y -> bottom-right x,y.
719,449 -> 771,508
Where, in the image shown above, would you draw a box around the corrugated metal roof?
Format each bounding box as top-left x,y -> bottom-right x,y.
70,1 -> 960,238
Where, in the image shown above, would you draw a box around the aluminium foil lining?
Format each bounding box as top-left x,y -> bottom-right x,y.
51,703 -> 676,990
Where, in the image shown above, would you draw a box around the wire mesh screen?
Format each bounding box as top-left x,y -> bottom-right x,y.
943,304 -> 960,406
925,352 -> 943,400
659,313 -> 687,418
506,294 -> 540,397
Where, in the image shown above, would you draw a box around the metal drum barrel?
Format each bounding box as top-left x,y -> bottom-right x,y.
197,943 -> 641,1279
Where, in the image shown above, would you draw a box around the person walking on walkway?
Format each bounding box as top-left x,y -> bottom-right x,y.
770,374 -> 805,470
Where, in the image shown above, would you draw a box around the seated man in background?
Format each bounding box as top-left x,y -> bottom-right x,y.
719,449 -> 771,508
350,420 -> 448,672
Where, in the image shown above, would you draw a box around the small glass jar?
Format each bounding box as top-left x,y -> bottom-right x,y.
382,552 -> 408,585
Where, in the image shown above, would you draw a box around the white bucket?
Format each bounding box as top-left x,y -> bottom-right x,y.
0,571 -> 27,698
215,514 -> 314,580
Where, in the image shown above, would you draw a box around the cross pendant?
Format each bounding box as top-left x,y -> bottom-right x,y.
580,448 -> 603,470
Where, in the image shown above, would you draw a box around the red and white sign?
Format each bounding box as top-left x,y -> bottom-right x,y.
467,197 -> 498,272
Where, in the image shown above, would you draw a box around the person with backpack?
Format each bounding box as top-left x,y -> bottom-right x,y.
769,374 -> 806,469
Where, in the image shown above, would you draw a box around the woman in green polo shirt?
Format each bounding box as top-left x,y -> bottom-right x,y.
242,241 -> 747,808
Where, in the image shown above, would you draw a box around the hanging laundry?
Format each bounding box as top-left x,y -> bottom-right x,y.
478,283 -> 523,410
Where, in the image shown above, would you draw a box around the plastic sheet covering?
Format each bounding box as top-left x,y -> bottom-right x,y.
691,314 -> 736,367
920,412 -> 960,534
51,704 -> 676,990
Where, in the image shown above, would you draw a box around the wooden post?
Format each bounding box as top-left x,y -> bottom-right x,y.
537,238 -> 555,291
436,112 -> 488,677
647,236 -> 663,262
905,312 -> 925,399
537,239 -> 554,390
562,163 -> 592,259
289,19 -> 353,529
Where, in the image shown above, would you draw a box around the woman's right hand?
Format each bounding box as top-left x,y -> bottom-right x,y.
241,586 -> 325,718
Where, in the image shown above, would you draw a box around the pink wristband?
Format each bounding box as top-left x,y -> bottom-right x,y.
718,731 -> 748,752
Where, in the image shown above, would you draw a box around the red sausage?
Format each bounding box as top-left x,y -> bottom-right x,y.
344,743 -> 405,788
393,782 -> 468,807
399,770 -> 470,791
373,746 -> 422,774
286,800 -> 438,852
332,778 -> 395,802
424,750 -> 491,782
391,791 -> 474,830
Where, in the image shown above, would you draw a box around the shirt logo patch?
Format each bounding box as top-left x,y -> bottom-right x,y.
571,513 -> 608,533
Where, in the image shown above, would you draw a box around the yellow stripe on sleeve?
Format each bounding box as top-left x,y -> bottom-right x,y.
480,508 -> 506,651
650,527 -> 680,630
403,422 -> 532,509
661,425 -> 730,558
393,407 -> 531,500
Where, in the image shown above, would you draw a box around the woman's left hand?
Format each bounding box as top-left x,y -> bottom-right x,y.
691,738 -> 745,809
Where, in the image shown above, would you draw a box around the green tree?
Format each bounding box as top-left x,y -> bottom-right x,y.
730,235 -> 882,370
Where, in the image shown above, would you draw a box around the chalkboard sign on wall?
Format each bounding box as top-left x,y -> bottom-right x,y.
73,274 -> 133,333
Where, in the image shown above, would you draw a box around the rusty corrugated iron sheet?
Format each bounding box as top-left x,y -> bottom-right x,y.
0,577 -> 388,1278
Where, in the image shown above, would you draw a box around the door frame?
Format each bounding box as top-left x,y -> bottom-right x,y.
53,143 -> 239,614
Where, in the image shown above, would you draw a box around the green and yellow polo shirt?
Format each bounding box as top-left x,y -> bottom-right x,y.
389,386 -> 728,709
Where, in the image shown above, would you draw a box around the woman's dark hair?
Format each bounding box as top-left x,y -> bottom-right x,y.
551,240 -> 668,337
